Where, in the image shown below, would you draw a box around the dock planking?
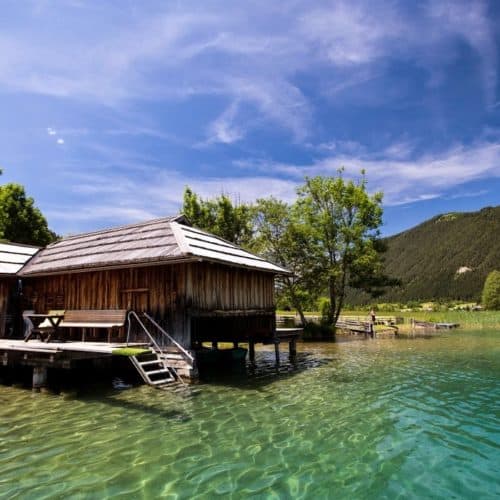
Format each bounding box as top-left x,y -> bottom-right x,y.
0,339 -> 149,369
412,320 -> 460,329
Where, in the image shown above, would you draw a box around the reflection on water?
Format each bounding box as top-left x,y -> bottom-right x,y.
1,331 -> 500,498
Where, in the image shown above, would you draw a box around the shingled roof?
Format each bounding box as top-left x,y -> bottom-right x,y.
0,242 -> 39,276
19,215 -> 290,276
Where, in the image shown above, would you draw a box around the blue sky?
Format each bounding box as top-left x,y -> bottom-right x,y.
1,0 -> 500,237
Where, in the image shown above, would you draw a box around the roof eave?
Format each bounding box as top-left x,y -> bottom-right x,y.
195,256 -> 292,275
19,254 -> 292,277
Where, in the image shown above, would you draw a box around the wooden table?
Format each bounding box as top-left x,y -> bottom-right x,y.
24,314 -> 64,342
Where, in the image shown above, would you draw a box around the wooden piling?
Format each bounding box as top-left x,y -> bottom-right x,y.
32,366 -> 47,391
249,341 -> 255,364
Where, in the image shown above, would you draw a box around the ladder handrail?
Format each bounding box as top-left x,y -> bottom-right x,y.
127,310 -> 163,355
126,311 -> 194,364
127,311 -> 190,387
142,312 -> 195,363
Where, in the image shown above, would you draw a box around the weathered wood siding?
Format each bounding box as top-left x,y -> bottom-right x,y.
187,262 -> 274,311
187,262 -> 276,343
23,261 -> 276,345
0,280 -> 11,337
24,265 -> 189,343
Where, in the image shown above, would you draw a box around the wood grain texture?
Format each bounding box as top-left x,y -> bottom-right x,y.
23,262 -> 276,346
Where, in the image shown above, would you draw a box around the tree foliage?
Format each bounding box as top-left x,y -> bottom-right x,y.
182,187 -> 253,246
182,173 -> 391,326
252,197 -> 319,325
295,172 -> 388,324
0,183 -> 57,246
482,270 -> 500,310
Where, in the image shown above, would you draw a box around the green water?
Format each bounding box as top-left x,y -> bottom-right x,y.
1,331 -> 500,499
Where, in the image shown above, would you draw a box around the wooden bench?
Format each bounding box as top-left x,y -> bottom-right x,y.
59,309 -> 128,342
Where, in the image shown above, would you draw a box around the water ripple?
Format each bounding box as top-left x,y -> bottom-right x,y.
1,331 -> 500,498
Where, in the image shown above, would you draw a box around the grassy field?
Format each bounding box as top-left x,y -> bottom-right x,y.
277,309 -> 500,330
353,310 -> 500,330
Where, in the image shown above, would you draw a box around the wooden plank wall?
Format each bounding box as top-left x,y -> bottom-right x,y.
0,280 -> 11,337
23,262 -> 276,345
188,262 -> 276,342
187,262 -> 275,311
24,265 -> 188,343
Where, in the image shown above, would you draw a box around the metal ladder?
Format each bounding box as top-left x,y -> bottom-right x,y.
130,351 -> 177,387
127,311 -> 184,388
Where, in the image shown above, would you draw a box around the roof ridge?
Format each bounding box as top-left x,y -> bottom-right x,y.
32,243 -> 174,264
43,229 -> 175,254
52,215 -> 187,244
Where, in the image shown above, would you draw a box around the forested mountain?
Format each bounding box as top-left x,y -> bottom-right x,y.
374,206 -> 500,303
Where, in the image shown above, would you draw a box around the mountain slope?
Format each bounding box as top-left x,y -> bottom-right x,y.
378,206 -> 500,303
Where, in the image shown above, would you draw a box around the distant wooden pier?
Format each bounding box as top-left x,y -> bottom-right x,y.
335,318 -> 374,336
411,319 -> 460,330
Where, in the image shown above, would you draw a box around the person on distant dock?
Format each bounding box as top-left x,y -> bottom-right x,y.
370,309 -> 376,324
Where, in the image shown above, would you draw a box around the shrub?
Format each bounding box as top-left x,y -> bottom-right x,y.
317,297 -> 331,324
302,322 -> 335,340
482,270 -> 500,310
406,301 -> 421,310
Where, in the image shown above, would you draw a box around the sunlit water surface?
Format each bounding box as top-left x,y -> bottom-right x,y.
1,330 -> 499,499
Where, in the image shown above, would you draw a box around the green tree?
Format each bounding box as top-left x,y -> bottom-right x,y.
252,197 -> 319,325
182,187 -> 254,246
295,171 -> 389,325
0,183 -> 57,246
481,270 -> 500,310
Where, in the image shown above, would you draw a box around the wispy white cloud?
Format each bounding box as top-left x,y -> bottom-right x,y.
315,139 -> 367,155
205,101 -> 244,145
43,164 -> 296,234
26,133 -> 500,235
234,140 -> 500,206
2,0 -> 498,237
2,0 -> 495,141
299,1 -> 403,66
46,205 -> 159,226
381,140 -> 416,160
446,189 -> 489,200
426,0 -> 497,104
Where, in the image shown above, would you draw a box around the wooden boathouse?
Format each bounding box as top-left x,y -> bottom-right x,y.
1,215 -> 296,388
0,242 -> 39,337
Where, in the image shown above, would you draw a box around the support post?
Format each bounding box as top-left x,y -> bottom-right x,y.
249,341 -> 255,364
289,339 -> 297,360
32,366 -> 47,392
274,340 -> 280,367
233,341 -> 238,349
211,341 -> 218,349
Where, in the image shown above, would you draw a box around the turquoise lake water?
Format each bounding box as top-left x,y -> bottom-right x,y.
1,330 -> 499,499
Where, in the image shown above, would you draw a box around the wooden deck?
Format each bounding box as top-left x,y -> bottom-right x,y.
0,339 -> 149,371
275,327 -> 303,341
0,339 -> 147,355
